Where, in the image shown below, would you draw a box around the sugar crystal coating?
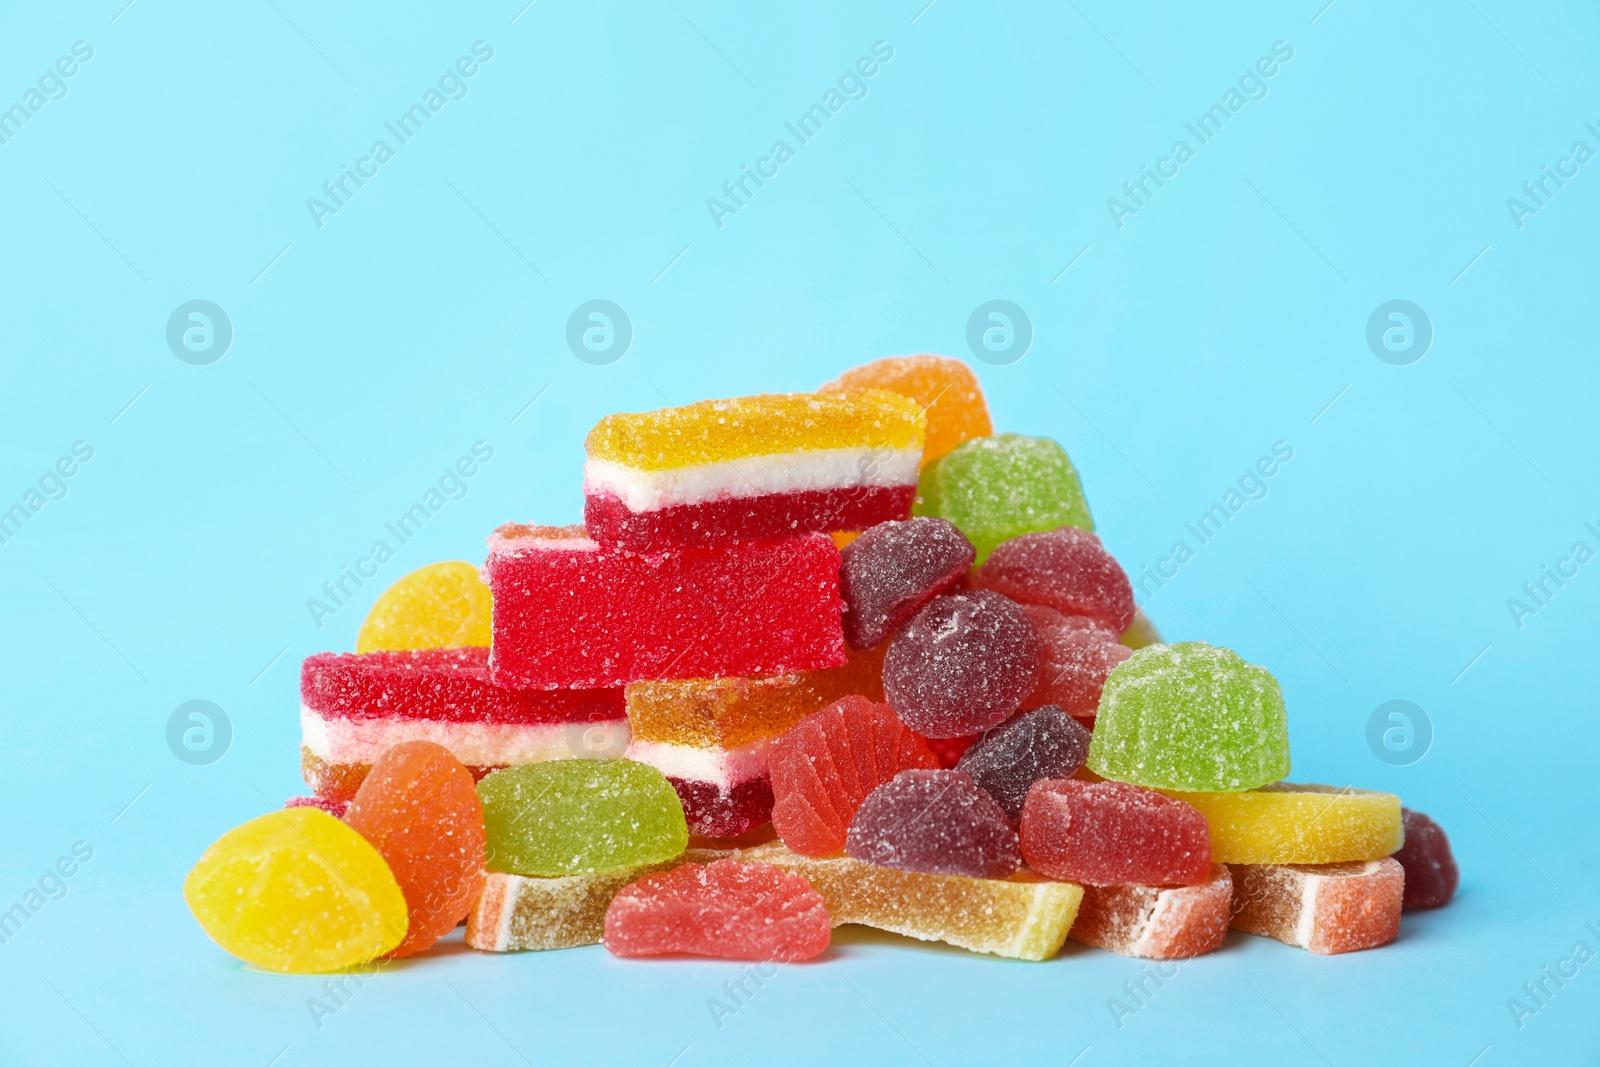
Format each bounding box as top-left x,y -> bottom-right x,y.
603,859 -> 831,960
767,695 -> 938,856
477,759 -> 688,876
956,706 -> 1092,820
1166,783 -> 1402,865
1395,808 -> 1459,909
883,590 -> 1039,738
1020,778 -> 1211,887
1071,865 -> 1233,959
183,807 -> 407,973
1088,642 -> 1290,792
1024,620 -> 1131,718
356,561 -> 493,653
913,434 -> 1093,562
820,355 -> 993,466
285,795 -> 348,819
839,517 -> 975,651
1231,859 -> 1403,954
846,769 -> 1020,879
344,740 -> 487,958
971,527 -> 1134,633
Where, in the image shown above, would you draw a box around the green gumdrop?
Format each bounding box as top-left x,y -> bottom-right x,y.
477,759 -> 688,876
913,433 -> 1092,562
1087,642 -> 1290,792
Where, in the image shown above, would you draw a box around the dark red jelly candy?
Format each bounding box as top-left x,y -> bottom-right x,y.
883,590 -> 1039,738
1021,778 -> 1210,887
956,706 -> 1091,821
845,769 -> 1019,879
1395,808 -> 1459,910
1026,621 -> 1131,717
839,517 -> 975,651
971,527 -> 1135,633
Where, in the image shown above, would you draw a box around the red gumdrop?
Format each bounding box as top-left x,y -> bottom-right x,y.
1025,623 -> 1132,717
839,518 -> 975,651
1019,604 -> 1117,639
1395,808 -> 1459,909
768,695 -> 939,856
1021,778 -> 1210,887
971,527 -> 1135,633
846,769 -> 1019,879
602,859 -> 831,961
882,591 -> 1039,738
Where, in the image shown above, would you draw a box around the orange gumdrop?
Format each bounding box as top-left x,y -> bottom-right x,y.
821,355 -> 993,466
344,740 -> 487,958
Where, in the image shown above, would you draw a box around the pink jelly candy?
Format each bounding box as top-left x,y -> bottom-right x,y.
602,859 -> 832,961
845,769 -> 1020,879
956,707 -> 1092,821
839,517 -> 975,651
883,591 -> 1039,738
1019,603 -> 1116,639
1021,779 -> 1211,886
970,527 -> 1135,633
285,795 -> 348,819
1394,808 -> 1459,909
1024,622 -> 1131,718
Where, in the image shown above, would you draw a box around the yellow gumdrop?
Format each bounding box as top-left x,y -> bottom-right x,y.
356,561 -> 492,653
184,807 -> 408,973
1162,783 -> 1403,865
1121,611 -> 1161,650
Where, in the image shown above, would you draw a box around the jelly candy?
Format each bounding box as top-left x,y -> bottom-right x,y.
1121,611 -> 1162,650
583,391 -> 925,549
465,848 -> 732,952
1395,808 -> 1459,909
603,859 -> 831,960
745,841 -> 1081,961
1231,858 -> 1403,954
624,736 -> 775,839
1020,779 -> 1211,886
820,355 -> 993,466
838,517 -> 974,651
1071,865 -> 1233,959
767,695 -> 938,856
477,759 -> 688,876
913,434 -> 1093,562
970,527 -> 1134,633
956,706 -> 1091,821
1087,642 -> 1290,792
1024,618 -> 1131,719
344,741 -> 487,958
484,524 -> 847,689
883,591 -> 1039,738
846,769 -> 1020,878
923,733 -> 979,769
1019,603 -> 1116,639
355,561 -> 493,653
285,795 -> 348,819
184,807 -> 407,973
1165,783 -> 1402,865
301,647 -> 628,802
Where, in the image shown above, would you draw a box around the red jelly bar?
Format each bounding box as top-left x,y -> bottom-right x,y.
1071,865 -> 1233,959
1020,778 -> 1211,887
1231,858 -> 1404,954
484,524 -> 847,689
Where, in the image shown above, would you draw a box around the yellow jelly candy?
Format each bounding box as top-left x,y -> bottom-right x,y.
1164,783 -> 1403,865
1121,611 -> 1161,650
184,807 -> 408,973
356,561 -> 492,653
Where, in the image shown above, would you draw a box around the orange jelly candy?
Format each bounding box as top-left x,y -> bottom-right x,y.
821,355 -> 992,466
344,740 -> 487,958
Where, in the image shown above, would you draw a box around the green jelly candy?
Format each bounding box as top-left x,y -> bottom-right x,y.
477,759 -> 688,876
913,433 -> 1092,562
1087,642 -> 1290,792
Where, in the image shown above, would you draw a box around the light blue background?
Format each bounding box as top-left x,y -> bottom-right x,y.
2,1 -> 1596,1063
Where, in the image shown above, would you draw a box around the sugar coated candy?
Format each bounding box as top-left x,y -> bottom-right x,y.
344,741 -> 487,958
285,795 -> 348,819
300,647 -> 627,802
583,391 -> 925,549
1166,783 -> 1402,865
1121,611 -> 1162,650
846,769 -> 1020,879
603,859 -> 832,961
477,759 -> 688,876
838,517 -> 975,651
1088,642 -> 1290,792
767,695 -> 938,856
466,849 -> 732,952
820,355 -> 993,466
1394,808 -> 1459,909
1071,865 -> 1233,960
1023,615 -> 1131,719
971,527 -> 1134,633
184,807 -> 407,973
883,591 -> 1039,738
746,841 -> 1081,961
484,524 -> 847,689
1231,858 -> 1404,954
624,737 -> 775,839
356,561 -> 494,653
913,434 -> 1093,562
956,706 -> 1092,821
1020,779 -> 1211,887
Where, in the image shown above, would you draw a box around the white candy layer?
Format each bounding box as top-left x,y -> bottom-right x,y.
624,737 -> 772,787
584,446 -> 920,513
301,704 -> 629,766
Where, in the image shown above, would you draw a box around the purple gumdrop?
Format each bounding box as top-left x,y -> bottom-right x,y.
956,706 -> 1091,821
883,590 -> 1039,738
839,518 -> 975,651
845,769 -> 1020,879
1395,808 -> 1459,910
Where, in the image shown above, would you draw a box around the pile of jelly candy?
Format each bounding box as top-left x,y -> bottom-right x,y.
185,355 -> 1459,972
